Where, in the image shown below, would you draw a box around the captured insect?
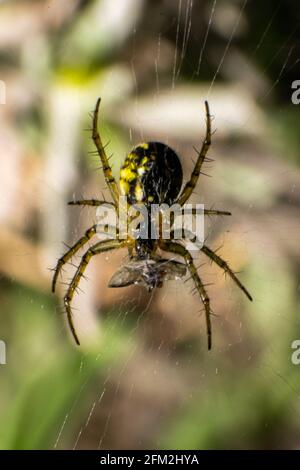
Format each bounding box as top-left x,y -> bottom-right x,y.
52,98 -> 252,349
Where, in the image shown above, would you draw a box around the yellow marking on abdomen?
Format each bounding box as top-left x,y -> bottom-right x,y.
120,179 -> 130,195
135,183 -> 144,202
136,143 -> 149,150
120,167 -> 137,182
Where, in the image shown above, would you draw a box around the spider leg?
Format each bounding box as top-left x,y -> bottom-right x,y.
170,227 -> 252,301
52,225 -> 98,293
168,207 -> 231,237
159,240 -> 212,350
182,208 -> 231,216
52,222 -> 118,293
68,199 -> 116,208
176,101 -> 211,206
92,98 -> 119,205
64,239 -> 130,345
201,244 -> 253,301
204,209 -> 231,216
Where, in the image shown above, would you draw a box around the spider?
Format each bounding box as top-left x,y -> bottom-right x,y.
52,98 -> 252,350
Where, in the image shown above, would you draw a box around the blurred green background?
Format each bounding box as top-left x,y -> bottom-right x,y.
0,0 -> 299,450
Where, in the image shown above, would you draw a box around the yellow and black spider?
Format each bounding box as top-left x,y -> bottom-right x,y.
52,98 -> 252,350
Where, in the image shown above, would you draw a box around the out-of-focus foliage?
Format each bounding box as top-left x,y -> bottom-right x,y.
0,0 -> 299,450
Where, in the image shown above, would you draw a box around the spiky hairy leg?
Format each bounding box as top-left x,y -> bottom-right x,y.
64,239 -> 130,345
92,98 -> 119,205
52,225 -> 98,293
182,208 -> 231,216
176,101 -> 211,206
168,207 -> 231,237
204,209 -> 231,216
52,222 -> 118,293
68,199 -> 116,208
201,244 -> 253,301
159,239 -> 212,350
169,227 -> 252,302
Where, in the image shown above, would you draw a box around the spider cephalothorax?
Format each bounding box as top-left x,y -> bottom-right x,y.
52,98 -> 252,350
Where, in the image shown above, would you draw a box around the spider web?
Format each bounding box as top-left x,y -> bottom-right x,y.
49,0 -> 300,450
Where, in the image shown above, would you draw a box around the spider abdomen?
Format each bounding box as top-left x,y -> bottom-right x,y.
120,142 -> 183,206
